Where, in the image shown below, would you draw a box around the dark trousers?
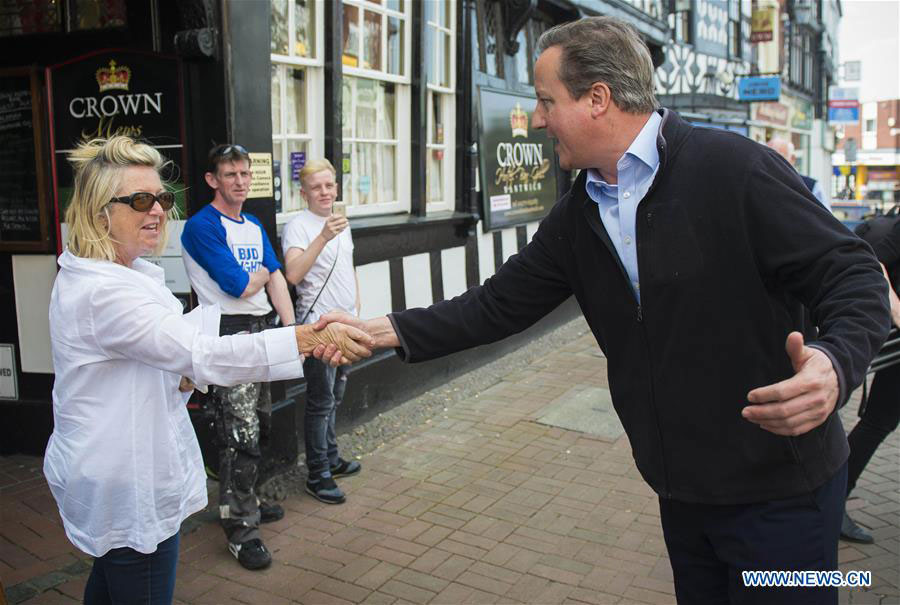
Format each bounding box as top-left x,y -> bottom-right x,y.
659,463 -> 846,604
847,364 -> 900,495
212,314 -> 271,544
302,357 -> 348,476
84,533 -> 179,605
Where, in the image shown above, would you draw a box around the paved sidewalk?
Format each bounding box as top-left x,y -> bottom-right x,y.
2,321 -> 898,604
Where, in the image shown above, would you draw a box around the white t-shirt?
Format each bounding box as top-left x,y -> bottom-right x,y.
45,250 -> 302,557
282,210 -> 357,324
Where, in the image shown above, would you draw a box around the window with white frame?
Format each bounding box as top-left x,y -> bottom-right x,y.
341,0 -> 411,216
425,0 -> 456,212
271,0 -> 325,215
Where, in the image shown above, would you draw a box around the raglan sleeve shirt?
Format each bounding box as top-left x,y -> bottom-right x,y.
244,212 -> 283,273
181,209 -> 282,299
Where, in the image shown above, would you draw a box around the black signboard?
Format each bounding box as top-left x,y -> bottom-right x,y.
0,68 -> 52,251
48,49 -> 187,247
477,88 -> 558,232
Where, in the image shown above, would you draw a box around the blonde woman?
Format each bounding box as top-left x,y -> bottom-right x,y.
44,136 -> 372,604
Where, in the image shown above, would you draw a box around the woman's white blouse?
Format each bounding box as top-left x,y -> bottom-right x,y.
44,251 -> 302,557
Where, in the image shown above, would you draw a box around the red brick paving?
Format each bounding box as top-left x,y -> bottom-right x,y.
2,328 -> 898,604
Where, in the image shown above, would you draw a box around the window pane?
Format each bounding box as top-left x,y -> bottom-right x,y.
346,78 -> 395,140
342,3 -> 359,67
355,80 -> 379,139
424,0 -> 436,25
386,0 -> 403,10
348,143 -> 396,206
425,25 -> 435,85
271,65 -> 282,134
286,140 -> 309,210
379,144 -> 396,202
342,78 -> 354,139
388,17 -> 403,75
271,0 -> 289,54
427,148 -> 443,203
430,92 -> 442,144
272,141 -> 283,212
436,29 -> 446,85
442,32 -> 452,86
483,0 -> 501,77
295,0 -> 314,57
285,68 -> 307,134
514,28 -> 529,84
378,83 -> 395,139
68,0 -> 127,31
363,11 -> 382,71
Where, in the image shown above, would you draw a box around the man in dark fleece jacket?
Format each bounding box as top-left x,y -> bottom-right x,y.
314,16 -> 890,604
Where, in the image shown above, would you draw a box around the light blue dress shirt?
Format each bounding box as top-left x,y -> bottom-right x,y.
585,112 -> 662,302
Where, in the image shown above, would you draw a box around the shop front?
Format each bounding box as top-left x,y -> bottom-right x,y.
0,0 -> 670,468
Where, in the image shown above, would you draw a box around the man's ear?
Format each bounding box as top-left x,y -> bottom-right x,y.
589,82 -> 611,118
204,171 -> 217,189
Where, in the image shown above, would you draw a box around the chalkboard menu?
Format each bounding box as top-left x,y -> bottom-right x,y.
0,68 -> 52,251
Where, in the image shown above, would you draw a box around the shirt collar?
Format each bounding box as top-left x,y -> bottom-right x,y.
585,111 -> 663,186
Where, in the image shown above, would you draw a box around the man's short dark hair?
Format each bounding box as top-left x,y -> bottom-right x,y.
207,143 -> 250,174
536,16 -> 658,114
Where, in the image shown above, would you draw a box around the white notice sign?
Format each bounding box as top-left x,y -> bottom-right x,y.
0,344 -> 18,400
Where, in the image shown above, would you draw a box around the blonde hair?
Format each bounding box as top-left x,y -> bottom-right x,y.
299,158 -> 336,188
65,136 -> 178,261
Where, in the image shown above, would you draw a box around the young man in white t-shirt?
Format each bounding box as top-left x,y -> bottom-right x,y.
283,159 -> 361,504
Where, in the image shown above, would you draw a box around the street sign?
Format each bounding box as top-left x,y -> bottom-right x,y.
829,86 -> 859,101
844,138 -> 857,163
828,86 -> 860,125
843,61 -> 862,82
750,7 -> 775,42
829,106 -> 860,124
738,76 -> 781,101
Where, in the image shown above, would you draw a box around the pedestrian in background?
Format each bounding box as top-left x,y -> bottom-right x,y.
767,136 -> 830,209
181,144 -> 303,569
842,217 -> 900,543
283,159 -> 362,505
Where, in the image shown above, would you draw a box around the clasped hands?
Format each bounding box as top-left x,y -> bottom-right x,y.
295,311 -> 399,366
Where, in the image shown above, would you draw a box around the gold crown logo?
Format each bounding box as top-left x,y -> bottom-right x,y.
96,60 -> 131,93
510,102 -> 528,138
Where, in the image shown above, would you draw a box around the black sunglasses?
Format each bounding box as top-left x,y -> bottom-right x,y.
109,191 -> 176,212
216,144 -> 249,157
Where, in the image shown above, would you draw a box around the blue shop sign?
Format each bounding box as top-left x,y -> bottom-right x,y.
738,76 -> 781,101
828,106 -> 859,124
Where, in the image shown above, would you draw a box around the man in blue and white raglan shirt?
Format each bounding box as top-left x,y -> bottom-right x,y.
181,144 -> 295,571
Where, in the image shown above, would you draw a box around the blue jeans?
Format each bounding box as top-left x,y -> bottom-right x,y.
303,357 -> 348,476
84,532 -> 179,605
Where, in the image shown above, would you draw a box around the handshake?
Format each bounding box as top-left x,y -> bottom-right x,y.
293,312 -> 399,366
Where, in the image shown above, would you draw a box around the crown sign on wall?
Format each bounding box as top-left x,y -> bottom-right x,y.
96,60 -> 131,93
510,102 -> 528,138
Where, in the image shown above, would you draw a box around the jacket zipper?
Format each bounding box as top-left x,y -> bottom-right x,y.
635,208 -> 672,499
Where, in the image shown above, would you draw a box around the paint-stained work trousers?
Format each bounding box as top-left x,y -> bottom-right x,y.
212,314 -> 272,545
